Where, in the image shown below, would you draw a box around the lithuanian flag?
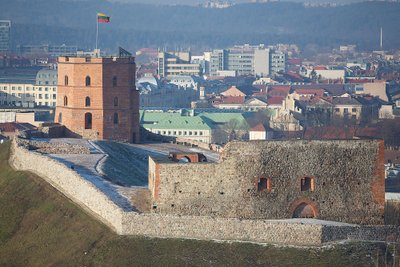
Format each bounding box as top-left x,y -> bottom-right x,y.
97,13 -> 110,23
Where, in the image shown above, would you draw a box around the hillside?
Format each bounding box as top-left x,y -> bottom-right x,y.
0,141 -> 398,266
1,0 -> 399,51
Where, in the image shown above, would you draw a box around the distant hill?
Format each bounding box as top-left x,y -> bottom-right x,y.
0,0 -> 399,51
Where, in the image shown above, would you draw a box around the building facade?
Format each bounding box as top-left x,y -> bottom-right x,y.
209,45 -> 286,77
0,67 -> 57,107
55,56 -> 140,143
16,44 -> 78,57
158,52 -> 202,78
0,20 -> 11,52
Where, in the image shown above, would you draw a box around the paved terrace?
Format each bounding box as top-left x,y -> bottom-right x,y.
35,138 -> 219,212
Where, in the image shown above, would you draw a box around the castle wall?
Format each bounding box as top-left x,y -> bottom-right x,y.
9,140 -> 396,246
151,140 -> 385,225
9,141 -> 124,233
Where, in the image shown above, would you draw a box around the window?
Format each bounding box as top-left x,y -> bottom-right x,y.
65,75 -> 69,85
334,108 -> 339,113
352,108 -> 357,113
343,108 -> 348,114
113,76 -> 117,87
85,113 -> 92,129
257,177 -> 271,192
85,76 -> 91,86
113,113 -> 119,124
64,96 -> 68,106
85,96 -> 91,107
300,177 -> 315,192
114,97 -> 118,107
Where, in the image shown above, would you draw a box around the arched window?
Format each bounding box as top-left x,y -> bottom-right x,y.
63,96 -> 68,106
85,96 -> 91,107
114,97 -> 118,107
85,76 -> 91,87
112,76 -> 117,87
64,75 -> 69,86
85,113 -> 92,129
113,113 -> 119,124
58,112 -> 62,123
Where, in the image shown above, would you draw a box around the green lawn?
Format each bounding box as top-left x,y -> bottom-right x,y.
0,141 -> 397,266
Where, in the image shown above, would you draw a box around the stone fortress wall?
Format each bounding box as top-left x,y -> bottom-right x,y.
9,139 -> 398,246
150,140 -> 385,225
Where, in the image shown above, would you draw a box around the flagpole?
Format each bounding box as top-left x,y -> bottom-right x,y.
95,16 -> 99,53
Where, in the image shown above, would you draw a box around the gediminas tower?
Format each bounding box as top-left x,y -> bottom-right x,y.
55,55 -> 140,143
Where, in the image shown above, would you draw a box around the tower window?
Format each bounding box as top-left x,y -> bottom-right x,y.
114,97 -> 118,107
58,112 -> 62,123
85,113 -> 92,129
113,113 -> 119,124
63,96 -> 68,106
257,177 -> 271,192
85,96 -> 91,107
64,75 -> 69,86
85,76 -> 91,87
113,76 -> 117,87
300,177 -> 315,192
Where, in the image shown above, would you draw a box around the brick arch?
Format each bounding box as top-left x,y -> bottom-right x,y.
288,197 -> 319,219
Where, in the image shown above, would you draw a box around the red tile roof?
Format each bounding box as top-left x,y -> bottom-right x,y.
268,85 -> 291,97
220,96 -> 245,105
0,122 -> 36,133
314,66 -> 328,70
267,96 -> 284,105
250,123 -> 266,132
303,126 -> 379,140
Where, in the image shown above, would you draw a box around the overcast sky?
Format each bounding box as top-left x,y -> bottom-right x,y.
106,0 -> 365,5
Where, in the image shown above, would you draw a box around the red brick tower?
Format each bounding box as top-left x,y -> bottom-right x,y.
55,56 -> 140,143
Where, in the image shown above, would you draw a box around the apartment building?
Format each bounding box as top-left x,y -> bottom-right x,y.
0,20 -> 11,52
158,52 -> 202,78
209,44 -> 286,77
0,67 -> 57,107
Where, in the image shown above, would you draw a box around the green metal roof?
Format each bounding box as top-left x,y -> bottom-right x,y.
140,109 -> 250,131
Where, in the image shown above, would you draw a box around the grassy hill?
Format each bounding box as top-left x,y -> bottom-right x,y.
0,141 -> 397,266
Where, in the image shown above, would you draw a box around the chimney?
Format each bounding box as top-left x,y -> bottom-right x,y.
200,86 -> 205,100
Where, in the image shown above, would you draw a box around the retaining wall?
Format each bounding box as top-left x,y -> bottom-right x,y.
9,140 -> 399,246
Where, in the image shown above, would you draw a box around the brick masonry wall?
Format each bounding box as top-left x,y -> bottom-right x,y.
55,57 -> 140,143
152,140 -> 385,225
9,140 -> 397,246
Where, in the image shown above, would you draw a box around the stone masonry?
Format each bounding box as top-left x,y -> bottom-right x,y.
149,140 -> 385,225
9,139 -> 397,246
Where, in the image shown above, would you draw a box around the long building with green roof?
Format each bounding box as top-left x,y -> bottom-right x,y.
140,109 -> 251,144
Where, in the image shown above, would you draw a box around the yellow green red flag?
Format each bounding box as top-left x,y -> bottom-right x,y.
97,13 -> 110,23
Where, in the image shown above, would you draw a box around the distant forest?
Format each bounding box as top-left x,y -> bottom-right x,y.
1,0 -> 400,52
